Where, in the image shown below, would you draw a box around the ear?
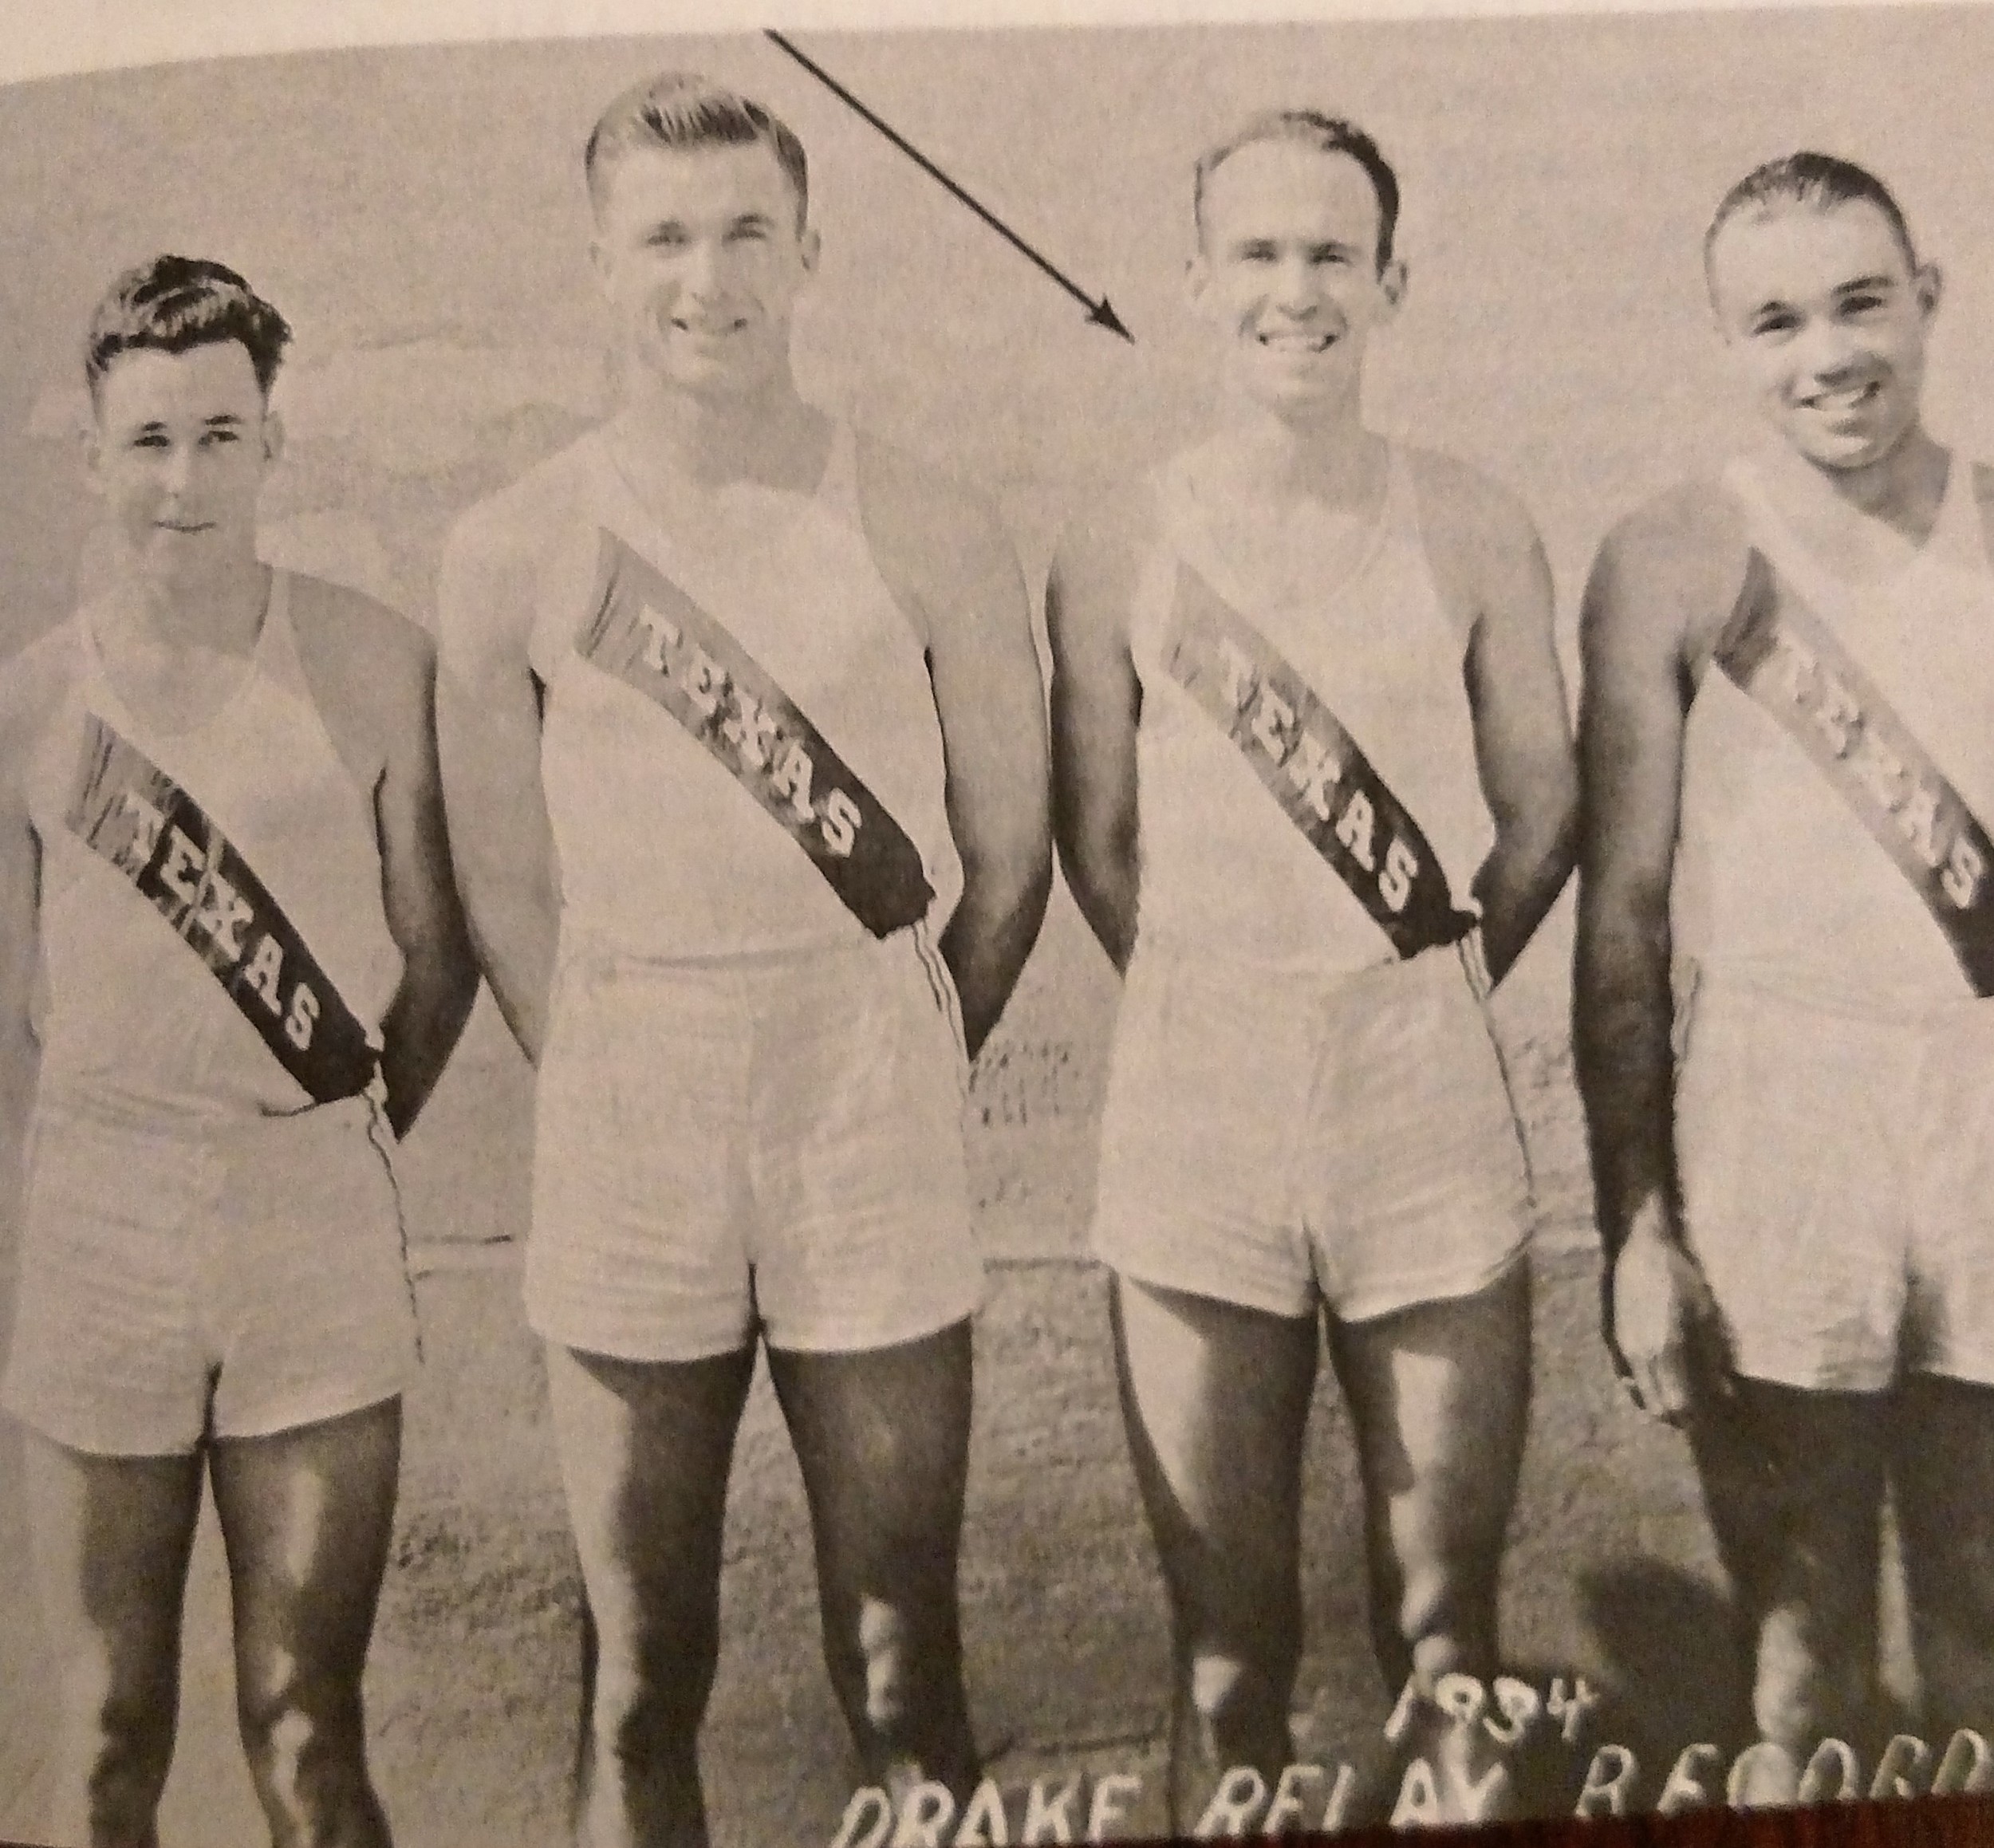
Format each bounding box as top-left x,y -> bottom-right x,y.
589,231 -> 614,297
1184,249 -> 1212,314
261,409 -> 286,468
1377,256 -> 1409,317
80,410 -> 105,495
1915,260 -> 1944,325
799,223 -> 822,276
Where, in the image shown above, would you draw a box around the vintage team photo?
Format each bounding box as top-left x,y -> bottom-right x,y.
3,6 -> 1994,1843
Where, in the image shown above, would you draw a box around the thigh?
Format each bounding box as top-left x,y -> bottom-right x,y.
1112,1275 -> 1318,1622
208,1399 -> 403,1703
1327,1259 -> 1531,1570
23,1429 -> 204,1703
766,1322 -> 974,1591
1690,1381 -> 1886,1628
544,1342 -> 756,1662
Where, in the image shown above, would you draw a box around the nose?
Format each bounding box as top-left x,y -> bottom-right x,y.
680,235 -> 726,298
160,442 -> 197,495
1271,252 -> 1318,313
1791,314 -> 1862,386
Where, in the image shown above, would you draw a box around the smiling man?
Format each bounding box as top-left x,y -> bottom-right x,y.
435,73 -> 1050,1848
1047,110 -> 1576,1827
1576,152 -> 1994,1786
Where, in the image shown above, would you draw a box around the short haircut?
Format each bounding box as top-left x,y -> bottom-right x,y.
85,255 -> 292,404
1704,152 -> 1919,290
585,72 -> 809,231
1194,110 -> 1401,271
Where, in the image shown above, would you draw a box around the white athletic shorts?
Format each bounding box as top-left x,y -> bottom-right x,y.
1675,968 -> 1994,1391
2,1089 -> 416,1457
526,923 -> 983,1361
1093,934 -> 1534,1322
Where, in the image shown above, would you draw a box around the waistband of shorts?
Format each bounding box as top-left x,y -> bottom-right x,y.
554,920 -> 942,992
1675,956 -> 1994,1027
1130,928 -> 1479,1002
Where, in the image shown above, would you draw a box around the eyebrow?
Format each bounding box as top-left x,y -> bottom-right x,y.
1834,273 -> 1897,294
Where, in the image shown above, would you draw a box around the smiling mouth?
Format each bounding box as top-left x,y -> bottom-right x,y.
670,316 -> 748,338
155,520 -> 215,534
1255,329 -> 1336,353
1801,380 -> 1882,413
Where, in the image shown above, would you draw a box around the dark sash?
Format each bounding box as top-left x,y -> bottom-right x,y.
65,716 -> 380,1102
1163,566 -> 1479,959
1713,549 -> 1994,995
576,530 -> 934,940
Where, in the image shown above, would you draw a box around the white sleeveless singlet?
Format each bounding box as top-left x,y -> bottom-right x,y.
530,425 -> 964,962
1675,457 -> 1994,1012
1128,445 -> 1493,975
26,571 -> 404,1123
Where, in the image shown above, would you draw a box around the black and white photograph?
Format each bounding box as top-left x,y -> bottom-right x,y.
4,4 -> 1994,1844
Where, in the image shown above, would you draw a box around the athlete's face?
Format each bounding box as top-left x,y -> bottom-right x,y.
87,341 -> 278,580
592,141 -> 818,400
1708,199 -> 1941,474
1190,141 -> 1404,417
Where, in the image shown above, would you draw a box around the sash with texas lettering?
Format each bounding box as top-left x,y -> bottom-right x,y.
1712,550 -> 1994,995
66,715 -> 379,1102
575,530 -> 934,940
1163,566 -> 1480,959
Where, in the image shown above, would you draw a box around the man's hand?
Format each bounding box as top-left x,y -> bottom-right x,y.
1605,1204 -> 1733,1424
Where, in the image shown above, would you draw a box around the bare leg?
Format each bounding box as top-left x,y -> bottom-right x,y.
22,1431 -> 204,1848
1326,1261 -> 1531,1700
209,1400 -> 401,1848
1110,1276 -> 1318,1834
547,1342 -> 756,1848
1890,1375 -> 1994,1739
766,1321 -> 977,1807
1689,1380 -> 1886,1759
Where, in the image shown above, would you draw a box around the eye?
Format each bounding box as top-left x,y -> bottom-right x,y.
202,428 -> 241,446
1311,247 -> 1352,267
1748,311 -> 1799,338
132,432 -> 170,449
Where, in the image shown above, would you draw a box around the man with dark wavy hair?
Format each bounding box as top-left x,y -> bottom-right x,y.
0,253 -> 478,1847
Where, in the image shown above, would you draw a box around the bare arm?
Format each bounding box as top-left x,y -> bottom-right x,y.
435,515 -> 561,1066
371,625 -> 481,1138
0,671 -> 41,1252
1573,488 -> 1745,1416
1422,458 -> 1579,987
1046,491 -> 1146,975
861,442 -> 1052,1058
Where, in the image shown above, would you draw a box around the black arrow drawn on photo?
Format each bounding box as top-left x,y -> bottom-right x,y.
764,30 -> 1133,343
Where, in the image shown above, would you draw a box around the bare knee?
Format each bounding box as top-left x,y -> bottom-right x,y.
237,1668 -> 380,1846
591,1618 -> 720,1775
54,1655 -> 177,1842
1752,1603 -> 1866,1753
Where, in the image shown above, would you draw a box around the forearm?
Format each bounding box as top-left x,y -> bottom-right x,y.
940,850 -> 1053,1059
377,949 -> 480,1139
0,1026 -> 37,1251
1056,822 -> 1141,976
1573,905 -> 1681,1259
458,860 -> 559,1067
1472,805 -> 1580,987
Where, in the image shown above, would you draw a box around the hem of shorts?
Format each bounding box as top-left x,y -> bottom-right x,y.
212,1378 -> 413,1444
762,1290 -> 984,1357
1727,1356 -> 1897,1394
2,1390 -> 206,1460
1094,1232 -> 1315,1321
1332,1235 -> 1530,1326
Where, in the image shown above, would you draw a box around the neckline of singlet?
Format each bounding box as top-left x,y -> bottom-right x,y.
79,566 -> 290,745
593,416 -> 860,571
1164,442 -> 1405,621
1725,452 -> 1978,615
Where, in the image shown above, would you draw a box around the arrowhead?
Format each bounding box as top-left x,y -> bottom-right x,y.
1089,297 -> 1134,342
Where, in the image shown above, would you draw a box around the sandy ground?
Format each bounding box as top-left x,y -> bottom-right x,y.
0,894 -> 1853,1847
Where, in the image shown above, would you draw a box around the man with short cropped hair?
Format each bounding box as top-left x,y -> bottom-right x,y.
1049,109 -> 1576,1828
1577,152 -> 1994,1788
436,73 -> 1051,1847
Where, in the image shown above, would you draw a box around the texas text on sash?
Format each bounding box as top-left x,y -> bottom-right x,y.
575,530 -> 935,940
1714,549 -> 1994,995
65,716 -> 380,1104
1163,566 -> 1480,959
